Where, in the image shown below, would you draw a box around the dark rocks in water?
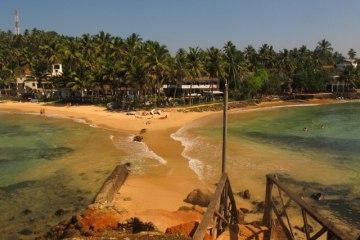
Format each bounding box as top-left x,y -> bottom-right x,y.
311,192 -> 325,201
47,214 -> 84,239
184,189 -> 210,207
118,217 -> 155,234
22,209 -> 32,215
295,224 -> 314,233
55,209 -> 66,217
237,189 -> 251,199
18,228 -> 33,235
139,128 -> 147,134
133,135 -> 143,142
0,180 -> 37,193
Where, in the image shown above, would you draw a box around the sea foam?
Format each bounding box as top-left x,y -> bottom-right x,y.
171,124 -> 213,181
109,134 -> 167,165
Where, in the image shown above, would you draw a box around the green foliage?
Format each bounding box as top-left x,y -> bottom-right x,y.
0,29 -> 351,102
242,69 -> 269,98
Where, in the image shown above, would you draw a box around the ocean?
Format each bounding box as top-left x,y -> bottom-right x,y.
0,111 -> 165,239
172,102 -> 360,232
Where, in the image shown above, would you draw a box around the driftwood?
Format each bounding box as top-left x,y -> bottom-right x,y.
94,163 -> 131,204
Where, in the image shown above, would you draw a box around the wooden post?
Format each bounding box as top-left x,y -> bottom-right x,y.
222,79 -> 228,173
263,175 -> 274,240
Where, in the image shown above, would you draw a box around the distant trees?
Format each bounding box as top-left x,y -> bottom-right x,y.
0,29 -> 358,103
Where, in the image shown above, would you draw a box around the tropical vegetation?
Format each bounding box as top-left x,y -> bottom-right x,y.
0,29 -> 359,105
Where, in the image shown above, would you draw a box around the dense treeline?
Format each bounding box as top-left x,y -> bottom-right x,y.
0,29 -> 359,103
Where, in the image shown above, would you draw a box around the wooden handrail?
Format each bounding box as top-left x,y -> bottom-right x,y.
263,174 -> 357,240
193,173 -> 238,240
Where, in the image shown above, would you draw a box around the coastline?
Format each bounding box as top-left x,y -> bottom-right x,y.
0,98 -> 349,219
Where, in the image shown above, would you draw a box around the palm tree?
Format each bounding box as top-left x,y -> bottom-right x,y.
186,47 -> 204,105
348,48 -> 356,59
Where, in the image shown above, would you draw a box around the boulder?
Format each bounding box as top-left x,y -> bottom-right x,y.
22,209 -> 32,215
184,189 -> 211,207
243,189 -> 251,199
311,192 -> 325,201
133,135 -> 143,142
106,102 -> 119,111
139,128 -> 147,134
55,209 -> 66,217
239,207 -> 250,214
255,201 -> 265,212
18,228 -> 33,236
118,217 -> 155,234
166,221 -> 212,240
295,224 -> 314,233
165,221 -> 198,237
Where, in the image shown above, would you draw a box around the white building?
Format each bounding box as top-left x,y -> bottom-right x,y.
51,63 -> 63,76
336,59 -> 358,71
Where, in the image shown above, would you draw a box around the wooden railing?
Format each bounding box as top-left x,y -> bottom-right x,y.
193,173 -> 239,240
263,174 -> 358,240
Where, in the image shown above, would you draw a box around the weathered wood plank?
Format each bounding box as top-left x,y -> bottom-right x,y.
271,199 -> 295,240
267,174 -> 355,240
193,173 -> 228,240
94,163 -> 131,204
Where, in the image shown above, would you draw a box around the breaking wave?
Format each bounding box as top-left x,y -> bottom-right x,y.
171,124 -> 214,181
109,134 -> 167,166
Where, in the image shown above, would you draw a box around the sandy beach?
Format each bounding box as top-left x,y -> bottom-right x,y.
0,98 -> 344,224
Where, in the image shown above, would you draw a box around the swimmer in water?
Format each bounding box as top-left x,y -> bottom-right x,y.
303,127 -> 308,132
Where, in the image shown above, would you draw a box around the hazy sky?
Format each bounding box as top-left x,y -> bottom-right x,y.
1,0 -> 359,55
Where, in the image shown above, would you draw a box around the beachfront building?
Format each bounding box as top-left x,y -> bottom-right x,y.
51,63 -> 63,77
336,59 -> 358,71
162,77 -> 222,99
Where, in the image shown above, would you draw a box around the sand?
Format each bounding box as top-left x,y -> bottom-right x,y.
0,98 -> 343,221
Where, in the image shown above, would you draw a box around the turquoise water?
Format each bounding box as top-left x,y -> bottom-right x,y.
0,112 -> 128,239
186,102 -> 359,230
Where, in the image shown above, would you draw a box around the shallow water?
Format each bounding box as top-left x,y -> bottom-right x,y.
0,112 -> 165,239
172,102 -> 360,231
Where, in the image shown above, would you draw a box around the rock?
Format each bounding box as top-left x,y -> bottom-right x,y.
243,189 -> 251,199
165,221 -> 211,239
106,102 -> 120,111
118,218 -> 155,234
83,230 -> 95,237
255,201 -> 265,212
311,192 -> 325,201
165,221 -> 199,236
18,228 -> 33,235
22,209 -> 32,215
8,216 -> 15,221
139,128 -> 147,134
295,224 -> 314,233
55,209 -> 65,216
184,189 -> 210,207
133,135 -> 143,142
126,112 -> 136,115
123,197 -> 132,201
239,208 -> 250,214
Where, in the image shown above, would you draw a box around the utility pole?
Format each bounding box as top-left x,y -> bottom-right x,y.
221,78 -> 228,173
14,9 -> 20,35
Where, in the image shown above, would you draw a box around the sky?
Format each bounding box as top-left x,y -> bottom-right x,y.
1,0 -> 360,55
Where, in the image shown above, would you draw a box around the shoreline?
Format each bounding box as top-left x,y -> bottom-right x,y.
0,98 -> 351,219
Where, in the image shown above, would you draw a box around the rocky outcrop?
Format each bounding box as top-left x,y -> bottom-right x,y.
184,189 -> 211,207
165,221 -> 211,240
